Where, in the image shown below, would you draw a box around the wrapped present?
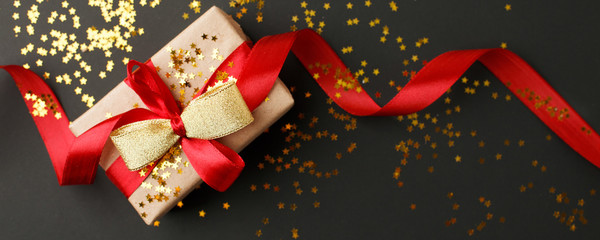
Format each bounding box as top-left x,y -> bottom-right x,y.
68,6 -> 294,225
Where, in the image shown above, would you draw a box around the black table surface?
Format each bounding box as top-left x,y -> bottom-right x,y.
1,0 -> 600,239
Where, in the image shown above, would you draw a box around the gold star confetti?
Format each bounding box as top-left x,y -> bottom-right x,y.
223,202 -> 230,210
389,1 -> 398,11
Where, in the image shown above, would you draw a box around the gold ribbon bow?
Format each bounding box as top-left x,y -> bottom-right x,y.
110,80 -> 254,171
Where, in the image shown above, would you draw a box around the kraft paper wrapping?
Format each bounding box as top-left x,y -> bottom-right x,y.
69,6 -> 294,225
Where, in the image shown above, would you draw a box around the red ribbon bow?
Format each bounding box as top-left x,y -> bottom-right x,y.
105,60 -> 246,196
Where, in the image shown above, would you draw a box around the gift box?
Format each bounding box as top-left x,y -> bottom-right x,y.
68,6 -> 294,225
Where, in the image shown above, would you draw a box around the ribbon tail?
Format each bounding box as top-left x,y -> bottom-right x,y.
479,50 -> 600,167
1,65 -> 77,184
182,138 -> 245,192
229,28 -> 600,168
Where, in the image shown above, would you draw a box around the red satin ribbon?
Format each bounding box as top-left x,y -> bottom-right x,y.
2,29 -> 599,197
229,30 -> 600,167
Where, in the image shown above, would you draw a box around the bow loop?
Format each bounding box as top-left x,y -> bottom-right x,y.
110,119 -> 181,171
180,80 -> 254,139
125,60 -> 182,118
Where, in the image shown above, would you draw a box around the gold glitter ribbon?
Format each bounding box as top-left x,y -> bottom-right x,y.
110,81 -> 253,171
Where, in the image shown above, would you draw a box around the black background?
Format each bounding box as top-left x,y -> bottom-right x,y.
1,0 -> 600,239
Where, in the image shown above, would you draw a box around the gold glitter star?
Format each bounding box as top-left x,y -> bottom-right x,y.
373,68 -> 380,75
389,1 -> 398,11
199,210 -> 206,217
346,2 -> 353,9
505,4 -> 511,11
519,185 -> 526,192
411,55 -> 419,62
153,221 -> 160,227
452,203 -> 460,210
223,202 -> 230,210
